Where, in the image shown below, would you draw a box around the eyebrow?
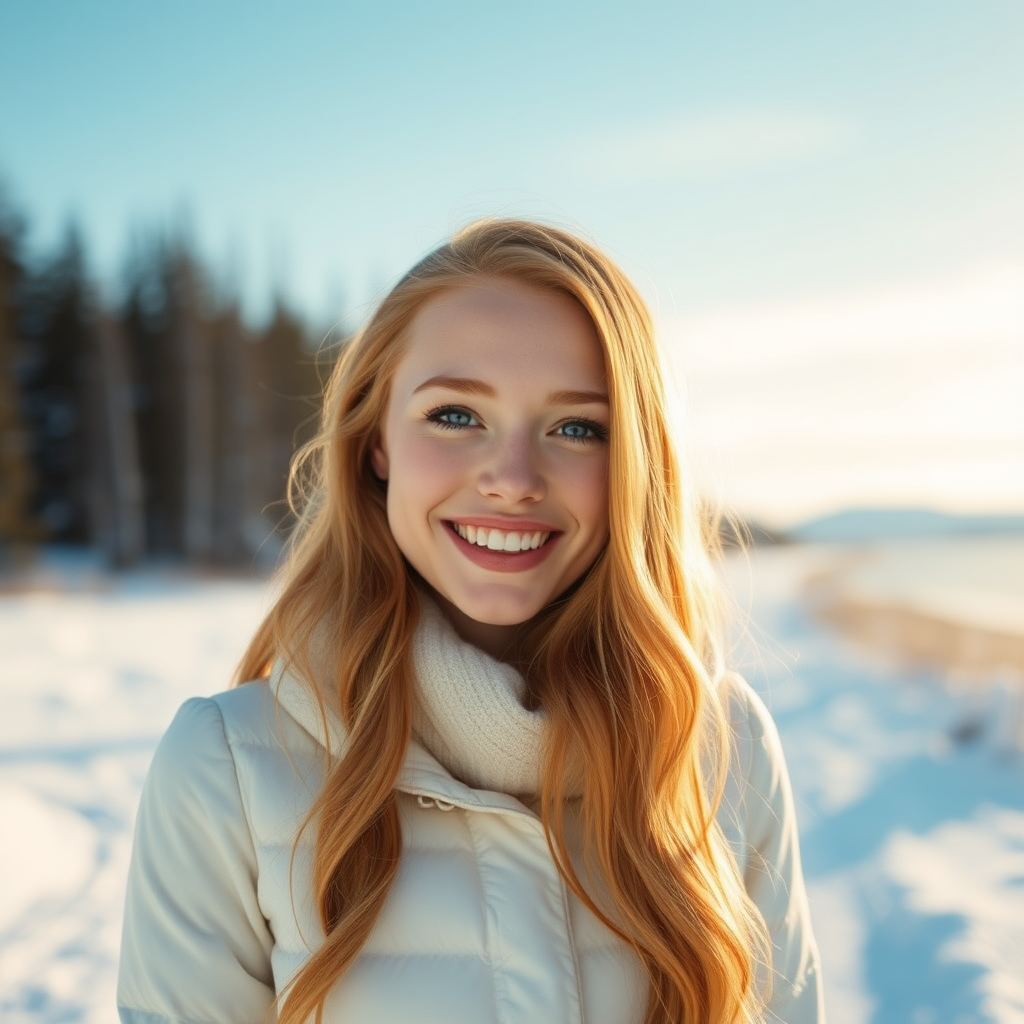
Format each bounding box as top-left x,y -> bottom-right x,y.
547,388 -> 610,406
413,375 -> 608,405
413,375 -> 494,397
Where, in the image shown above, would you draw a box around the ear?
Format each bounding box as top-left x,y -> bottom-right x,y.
369,434 -> 389,481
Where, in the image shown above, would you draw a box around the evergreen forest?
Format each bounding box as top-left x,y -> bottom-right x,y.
0,190 -> 340,570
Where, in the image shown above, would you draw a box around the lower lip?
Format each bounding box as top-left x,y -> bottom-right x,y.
446,525 -> 561,573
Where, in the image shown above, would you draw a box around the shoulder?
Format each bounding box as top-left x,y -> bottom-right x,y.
125,682 -> 323,944
155,680 -> 305,764
716,671 -> 785,781
142,680 -> 323,838
171,679 -> 278,739
714,677 -> 825,1020
713,672 -> 794,850
142,685 -> 263,791
139,685 -> 272,824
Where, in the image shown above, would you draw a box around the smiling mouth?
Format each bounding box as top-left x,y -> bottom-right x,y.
447,522 -> 553,552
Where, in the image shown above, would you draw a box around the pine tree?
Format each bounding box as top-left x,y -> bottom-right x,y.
91,308 -> 144,565
0,194 -> 38,559
20,222 -> 96,545
256,297 -> 328,537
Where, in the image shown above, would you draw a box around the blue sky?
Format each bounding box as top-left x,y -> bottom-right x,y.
2,1 -> 1022,524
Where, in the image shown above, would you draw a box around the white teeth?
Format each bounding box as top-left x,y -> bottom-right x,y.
453,524 -> 551,552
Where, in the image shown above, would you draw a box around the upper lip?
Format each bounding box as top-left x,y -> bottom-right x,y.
445,516 -> 560,533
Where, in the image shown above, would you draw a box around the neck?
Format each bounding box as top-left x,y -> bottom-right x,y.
429,591 -> 534,672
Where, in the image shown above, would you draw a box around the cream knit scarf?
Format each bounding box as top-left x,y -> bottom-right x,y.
410,597 -> 547,796
272,596 -> 556,798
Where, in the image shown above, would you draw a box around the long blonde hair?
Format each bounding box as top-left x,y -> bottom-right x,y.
236,219 -> 768,1023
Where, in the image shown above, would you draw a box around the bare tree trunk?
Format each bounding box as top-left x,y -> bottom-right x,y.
177,260 -> 214,563
94,311 -> 144,565
211,313 -> 252,561
0,302 -> 37,557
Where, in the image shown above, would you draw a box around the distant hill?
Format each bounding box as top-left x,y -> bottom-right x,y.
783,507 -> 1024,543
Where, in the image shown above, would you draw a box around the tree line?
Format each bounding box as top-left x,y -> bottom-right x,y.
0,191 -> 340,570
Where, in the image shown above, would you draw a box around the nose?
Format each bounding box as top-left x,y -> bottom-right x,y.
477,431 -> 546,503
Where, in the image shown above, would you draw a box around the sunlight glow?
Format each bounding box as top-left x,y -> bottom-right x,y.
665,264 -> 1024,525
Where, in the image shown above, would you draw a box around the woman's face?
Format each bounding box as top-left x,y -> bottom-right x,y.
371,276 -> 610,656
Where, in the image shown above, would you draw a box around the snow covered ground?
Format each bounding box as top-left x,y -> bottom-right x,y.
1,545 -> 1022,1024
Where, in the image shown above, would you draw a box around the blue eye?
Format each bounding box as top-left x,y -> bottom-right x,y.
557,419 -> 608,443
426,406 -> 477,430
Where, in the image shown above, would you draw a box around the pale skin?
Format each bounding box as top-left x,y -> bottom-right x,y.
371,277 -> 611,666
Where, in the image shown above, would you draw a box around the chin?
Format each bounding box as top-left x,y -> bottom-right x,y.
460,599 -> 542,627
475,608 -> 541,627
442,586 -> 548,627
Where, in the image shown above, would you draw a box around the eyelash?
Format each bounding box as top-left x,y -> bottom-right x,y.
424,406 -> 608,444
425,405 -> 478,431
558,417 -> 609,443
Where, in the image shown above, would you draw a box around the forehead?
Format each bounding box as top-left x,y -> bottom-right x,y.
392,277 -> 606,390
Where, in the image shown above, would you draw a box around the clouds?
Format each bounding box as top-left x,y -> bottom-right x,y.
669,262 -> 1024,371
663,263 -> 1024,524
568,109 -> 854,182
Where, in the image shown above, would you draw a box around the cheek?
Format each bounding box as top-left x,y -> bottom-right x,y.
387,434 -> 465,501
562,456 -> 609,534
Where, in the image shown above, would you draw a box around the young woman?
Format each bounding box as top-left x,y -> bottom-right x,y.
118,219 -> 824,1024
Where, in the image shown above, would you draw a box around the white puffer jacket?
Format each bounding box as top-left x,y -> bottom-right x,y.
118,613 -> 824,1024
